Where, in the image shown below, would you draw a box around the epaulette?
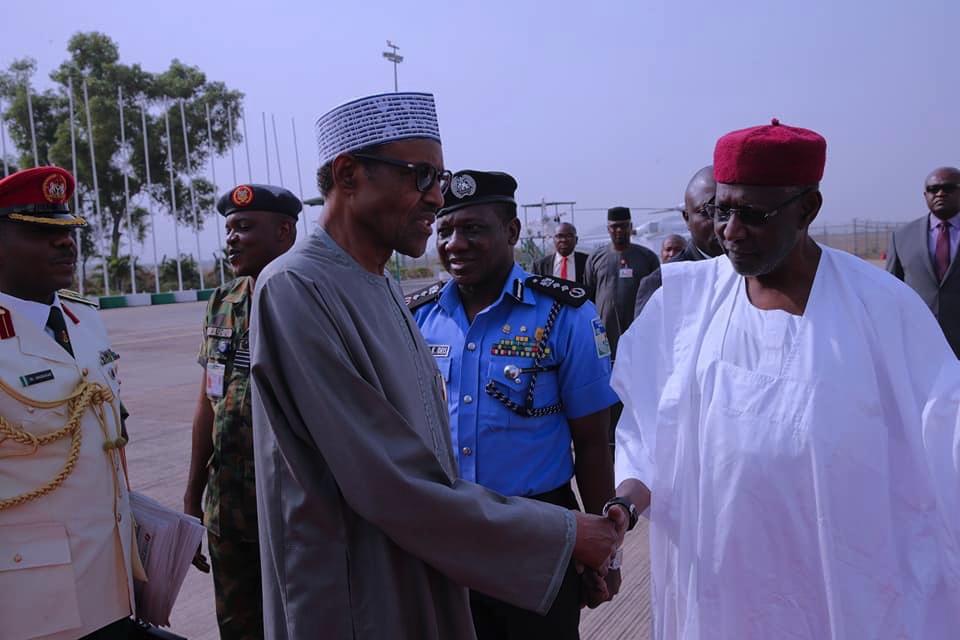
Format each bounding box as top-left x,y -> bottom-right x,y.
405,280 -> 445,311
58,289 -> 99,309
524,275 -> 589,308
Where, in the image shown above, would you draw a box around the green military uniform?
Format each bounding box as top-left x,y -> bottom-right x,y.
197,275 -> 262,640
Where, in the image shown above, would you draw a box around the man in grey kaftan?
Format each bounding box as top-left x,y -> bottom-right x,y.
251,230 -> 577,639
249,92 -> 619,640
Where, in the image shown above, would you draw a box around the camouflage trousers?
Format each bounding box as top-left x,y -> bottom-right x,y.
208,532 -> 263,640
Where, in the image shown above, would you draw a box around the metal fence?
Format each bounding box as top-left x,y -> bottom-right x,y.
809,219 -> 904,260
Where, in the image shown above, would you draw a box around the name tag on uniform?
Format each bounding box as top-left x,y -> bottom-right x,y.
429,344 -> 450,358
206,326 -> 233,338
20,369 -> 54,387
206,362 -> 225,398
619,267 -> 633,278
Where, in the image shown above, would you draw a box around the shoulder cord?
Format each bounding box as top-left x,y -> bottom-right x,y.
485,300 -> 564,417
0,378 -> 123,511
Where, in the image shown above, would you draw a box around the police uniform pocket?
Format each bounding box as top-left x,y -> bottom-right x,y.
0,523 -> 82,639
483,359 -> 561,431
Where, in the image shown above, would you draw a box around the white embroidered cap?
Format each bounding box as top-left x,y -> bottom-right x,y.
315,92 -> 442,166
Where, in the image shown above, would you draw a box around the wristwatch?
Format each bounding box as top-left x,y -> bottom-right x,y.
602,497 -> 638,532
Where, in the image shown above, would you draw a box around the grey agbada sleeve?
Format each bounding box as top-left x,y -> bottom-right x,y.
250,269 -> 576,614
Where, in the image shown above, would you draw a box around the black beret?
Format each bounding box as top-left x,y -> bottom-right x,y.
607,206 -> 631,222
216,184 -> 302,218
439,170 -> 517,218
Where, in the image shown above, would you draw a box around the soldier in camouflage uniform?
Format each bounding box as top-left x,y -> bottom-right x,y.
184,184 -> 300,640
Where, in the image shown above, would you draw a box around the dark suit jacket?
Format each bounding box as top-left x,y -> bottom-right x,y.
531,251 -> 588,284
634,242 -> 708,317
887,215 -> 960,357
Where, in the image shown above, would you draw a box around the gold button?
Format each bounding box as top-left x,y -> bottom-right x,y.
13,553 -> 22,563
81,368 -> 89,376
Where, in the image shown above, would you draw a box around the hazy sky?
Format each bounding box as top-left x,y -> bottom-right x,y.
2,0 -> 958,261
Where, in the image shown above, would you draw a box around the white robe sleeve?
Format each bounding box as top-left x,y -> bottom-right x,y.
612,287 -> 667,492
922,358 -> 960,540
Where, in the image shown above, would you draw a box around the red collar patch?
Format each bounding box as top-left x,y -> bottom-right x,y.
0,306 -> 16,339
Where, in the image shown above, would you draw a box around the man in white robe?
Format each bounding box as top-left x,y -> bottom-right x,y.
608,119 -> 960,639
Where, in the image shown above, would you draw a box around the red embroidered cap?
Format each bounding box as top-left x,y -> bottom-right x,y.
0,166 -> 86,228
714,119 -> 826,186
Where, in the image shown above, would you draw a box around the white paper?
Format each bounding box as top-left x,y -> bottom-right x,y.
130,491 -> 205,626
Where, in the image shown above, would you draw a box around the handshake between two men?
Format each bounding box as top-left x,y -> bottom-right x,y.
571,495 -> 636,609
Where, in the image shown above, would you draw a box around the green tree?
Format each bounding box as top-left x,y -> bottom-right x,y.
0,32 -> 244,291
159,253 -> 202,291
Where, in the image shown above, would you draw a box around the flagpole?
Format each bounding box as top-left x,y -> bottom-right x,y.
179,99 -> 204,290
271,113 -> 284,187
118,86 -> 137,294
66,79 -> 83,294
241,106 -> 252,182
290,116 -> 307,236
0,111 -> 9,176
163,102 -> 183,291
141,102 -> 160,293
227,105 -> 238,184
25,87 -> 39,166
261,112 -> 271,183
205,102 -> 224,285
82,78 -> 109,295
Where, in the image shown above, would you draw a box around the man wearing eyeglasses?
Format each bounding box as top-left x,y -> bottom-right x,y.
609,120 -> 960,639
248,93 -> 621,640
886,166 -> 960,357
633,165 -> 723,316
531,222 -> 588,284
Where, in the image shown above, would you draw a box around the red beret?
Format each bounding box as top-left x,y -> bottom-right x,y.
713,119 -> 826,186
0,166 -> 86,228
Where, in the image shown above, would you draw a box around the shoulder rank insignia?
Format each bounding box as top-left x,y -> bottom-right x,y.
58,289 -> 99,309
524,275 -> 589,308
405,280 -> 445,311
0,306 -> 15,339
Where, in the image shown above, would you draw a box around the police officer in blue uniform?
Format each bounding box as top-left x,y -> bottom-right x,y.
410,170 -> 620,639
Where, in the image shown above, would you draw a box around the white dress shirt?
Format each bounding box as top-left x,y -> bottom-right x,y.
552,252 -> 577,282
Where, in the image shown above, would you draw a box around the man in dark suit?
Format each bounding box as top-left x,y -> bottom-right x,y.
634,165 -> 723,316
532,222 -> 588,284
887,166 -> 960,357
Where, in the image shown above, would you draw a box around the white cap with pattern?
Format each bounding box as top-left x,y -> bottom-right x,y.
315,92 -> 441,166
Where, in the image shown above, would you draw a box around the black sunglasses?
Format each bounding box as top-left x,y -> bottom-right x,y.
351,153 -> 452,194
704,188 -> 813,226
925,183 -> 960,195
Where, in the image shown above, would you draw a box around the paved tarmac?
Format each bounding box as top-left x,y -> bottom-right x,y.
104,298 -> 650,639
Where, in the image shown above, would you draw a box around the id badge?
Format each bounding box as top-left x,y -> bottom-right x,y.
206,362 -> 226,398
619,267 -> 633,278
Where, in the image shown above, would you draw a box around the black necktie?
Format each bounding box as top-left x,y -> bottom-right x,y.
46,306 -> 74,357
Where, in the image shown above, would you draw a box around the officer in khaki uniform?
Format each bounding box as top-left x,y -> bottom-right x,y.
184,184 -> 299,640
0,167 -> 135,640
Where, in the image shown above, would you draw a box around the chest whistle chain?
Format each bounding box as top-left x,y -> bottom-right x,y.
485,300 -> 564,417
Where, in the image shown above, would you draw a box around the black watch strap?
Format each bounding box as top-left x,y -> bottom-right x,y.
602,497 -> 638,531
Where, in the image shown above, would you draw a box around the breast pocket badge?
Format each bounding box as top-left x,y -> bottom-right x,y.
206,361 -> 226,398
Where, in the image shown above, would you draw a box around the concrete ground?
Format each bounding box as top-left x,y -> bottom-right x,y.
104,299 -> 650,639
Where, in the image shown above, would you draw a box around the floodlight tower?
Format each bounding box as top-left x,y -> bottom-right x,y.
382,41 -> 404,92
